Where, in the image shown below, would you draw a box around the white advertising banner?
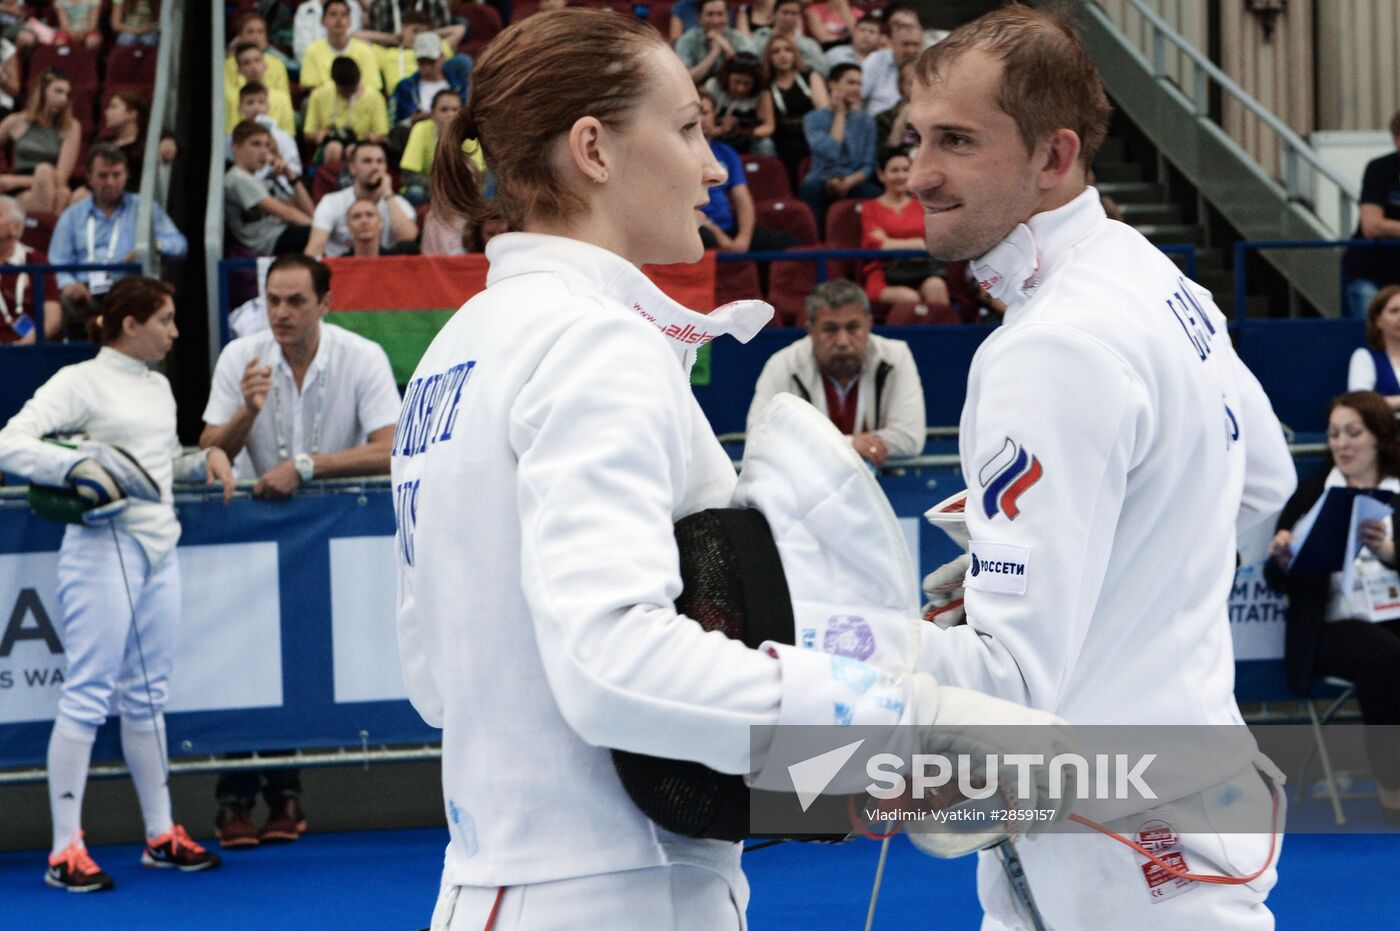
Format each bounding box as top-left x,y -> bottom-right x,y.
329,535 -> 405,703
1228,561 -> 1287,661
0,543 -> 284,724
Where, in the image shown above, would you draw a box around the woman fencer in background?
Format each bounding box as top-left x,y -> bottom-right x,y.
0,277 -> 232,891
393,10 -> 1062,930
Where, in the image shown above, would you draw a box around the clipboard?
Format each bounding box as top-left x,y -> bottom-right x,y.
1289,486 -> 1392,574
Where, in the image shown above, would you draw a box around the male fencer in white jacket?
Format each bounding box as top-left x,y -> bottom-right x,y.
903,8 -> 1297,930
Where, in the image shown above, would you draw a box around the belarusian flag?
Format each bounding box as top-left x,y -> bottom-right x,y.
324,253 -> 718,384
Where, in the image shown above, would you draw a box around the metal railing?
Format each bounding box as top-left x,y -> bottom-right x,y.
204,8 -> 228,373
0,262 -> 143,346
134,0 -> 179,276
1231,239 -> 1400,318
1088,0 -> 1360,235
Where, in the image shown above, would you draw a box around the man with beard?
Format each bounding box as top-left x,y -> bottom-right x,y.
747,277 -> 925,466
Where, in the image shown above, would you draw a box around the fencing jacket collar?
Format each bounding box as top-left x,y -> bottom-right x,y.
969,186 -> 1105,316
485,232 -> 773,371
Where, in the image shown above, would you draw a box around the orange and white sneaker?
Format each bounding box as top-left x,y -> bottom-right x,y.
141,824 -> 222,872
45,832 -> 115,893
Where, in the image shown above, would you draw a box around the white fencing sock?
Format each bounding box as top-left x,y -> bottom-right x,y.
47,714 -> 98,855
121,713 -> 173,841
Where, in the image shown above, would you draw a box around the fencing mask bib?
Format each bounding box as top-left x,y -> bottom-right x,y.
611,394 -> 923,841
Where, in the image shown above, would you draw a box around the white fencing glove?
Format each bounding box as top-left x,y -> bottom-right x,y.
65,459 -> 130,524
901,672 -> 1077,858
922,554 -> 969,628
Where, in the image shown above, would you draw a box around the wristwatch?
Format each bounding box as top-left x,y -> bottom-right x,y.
294,453 -> 315,483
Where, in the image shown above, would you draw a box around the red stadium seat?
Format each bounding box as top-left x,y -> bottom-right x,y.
645,0 -> 673,34
105,44 -> 159,89
765,250 -> 815,326
821,197 -> 863,281
715,255 -> 761,306
21,211 -> 57,252
740,153 -> 791,205
756,198 -> 818,244
457,2 -> 504,57
511,0 -> 540,21
29,44 -> 100,93
884,301 -> 961,325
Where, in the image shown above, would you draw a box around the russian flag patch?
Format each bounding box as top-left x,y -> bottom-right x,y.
977,437 -> 1043,520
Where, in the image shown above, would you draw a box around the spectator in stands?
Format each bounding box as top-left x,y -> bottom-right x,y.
303,57 -> 389,167
805,0 -> 861,49
200,254 -> 400,847
226,121 -> 314,256
764,32 -> 827,187
390,31 -> 467,131
1347,285 -> 1400,408
1266,390 -> 1400,822
0,195 -> 59,343
231,83 -> 303,185
676,0 -> 754,84
300,0 -> 384,93
111,0 -> 159,46
0,2 -> 36,50
360,9 -> 468,91
0,69 -> 82,215
859,145 -> 948,308
400,88 -> 483,206
49,144 -> 188,335
747,277 -> 925,465
703,52 -> 775,156
463,212 -> 508,253
669,0 -> 703,42
346,196 -> 384,257
799,62 -> 879,228
305,141 -> 416,257
55,0 -> 103,51
696,90 -> 797,277
874,59 -> 917,149
752,0 -> 829,77
861,19 -> 922,116
824,10 -> 882,67
224,12 -> 293,102
102,93 -> 148,192
0,35 -> 20,118
1343,110 -> 1400,318
227,41 -> 296,137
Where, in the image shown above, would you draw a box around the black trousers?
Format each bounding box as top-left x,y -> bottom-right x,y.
1315,618 -> 1400,789
215,753 -> 303,807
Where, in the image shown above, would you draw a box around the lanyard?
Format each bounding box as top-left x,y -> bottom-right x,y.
271,361 -> 329,460
86,209 -> 122,263
0,243 -> 27,325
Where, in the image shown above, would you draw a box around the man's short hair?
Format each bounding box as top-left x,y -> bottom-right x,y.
348,140 -> 385,162
774,0 -> 801,12
330,56 -> 361,89
1390,109 -> 1400,139
85,142 -> 129,173
829,62 -> 861,84
267,253 -> 331,300
238,80 -> 268,100
403,10 -> 431,28
0,194 -> 25,224
322,0 -> 350,16
806,278 -> 870,323
916,5 -> 1112,168
231,119 -> 272,147
232,40 -> 261,61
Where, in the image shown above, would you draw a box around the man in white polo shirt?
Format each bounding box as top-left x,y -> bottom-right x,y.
304,141 -> 418,258
198,252 -> 401,846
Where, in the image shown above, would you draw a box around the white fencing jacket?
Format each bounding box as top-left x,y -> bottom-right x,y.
0,347 -> 207,565
917,190 -> 1296,802
392,233 -> 921,888
746,333 -> 927,458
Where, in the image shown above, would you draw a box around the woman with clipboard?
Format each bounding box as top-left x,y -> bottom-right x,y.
1266,390 -> 1400,821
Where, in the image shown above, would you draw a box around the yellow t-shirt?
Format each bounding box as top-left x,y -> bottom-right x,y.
303,84 -> 390,141
399,119 -> 484,175
222,51 -> 290,97
300,38 -> 384,93
225,82 -> 296,136
378,39 -> 455,96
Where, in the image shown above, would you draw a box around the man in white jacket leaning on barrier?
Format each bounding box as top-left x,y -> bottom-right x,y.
904,7 -> 1298,929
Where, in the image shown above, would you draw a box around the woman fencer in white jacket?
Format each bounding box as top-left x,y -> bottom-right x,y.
393,11 -> 1067,930
0,277 -> 233,891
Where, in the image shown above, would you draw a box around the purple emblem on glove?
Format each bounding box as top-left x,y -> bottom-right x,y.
824,615 -> 876,661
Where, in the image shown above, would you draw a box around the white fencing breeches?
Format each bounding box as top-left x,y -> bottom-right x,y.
55,524 -> 179,726
977,763 -> 1283,930
430,863 -> 748,931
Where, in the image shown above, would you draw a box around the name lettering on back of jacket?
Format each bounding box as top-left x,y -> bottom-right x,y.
394,361 -> 476,459
1165,278 -> 1217,362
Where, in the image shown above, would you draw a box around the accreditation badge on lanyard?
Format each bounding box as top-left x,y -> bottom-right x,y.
86,212 -> 122,296
1359,558 -> 1400,622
